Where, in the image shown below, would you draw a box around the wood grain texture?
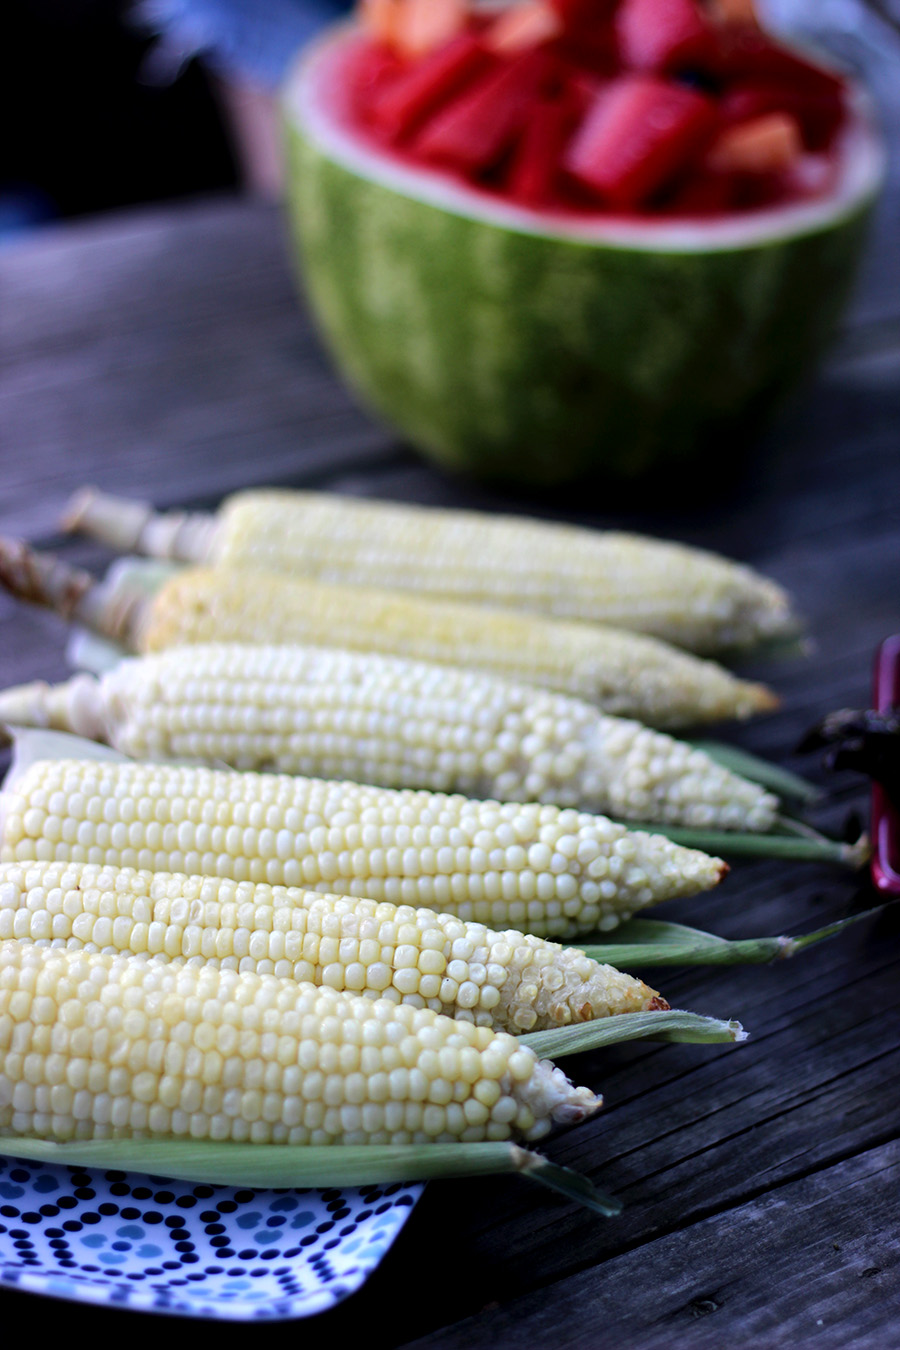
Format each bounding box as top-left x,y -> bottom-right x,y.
0,182 -> 898,1344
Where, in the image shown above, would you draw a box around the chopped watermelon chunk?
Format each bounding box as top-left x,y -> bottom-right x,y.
616,0 -> 714,73
391,0 -> 468,57
706,112 -> 802,173
565,69 -> 610,117
484,1 -> 562,54
414,48 -> 556,170
370,33 -> 490,139
358,0 -> 403,46
564,74 -> 717,208
350,40 -> 403,114
507,94 -> 579,205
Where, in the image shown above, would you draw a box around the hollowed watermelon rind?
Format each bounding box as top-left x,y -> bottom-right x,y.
282,29 -> 884,485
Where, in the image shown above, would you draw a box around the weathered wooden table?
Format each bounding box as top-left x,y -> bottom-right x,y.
0,172 -> 898,1345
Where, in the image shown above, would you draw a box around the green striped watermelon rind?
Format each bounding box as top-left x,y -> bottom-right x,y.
282,27 -> 886,485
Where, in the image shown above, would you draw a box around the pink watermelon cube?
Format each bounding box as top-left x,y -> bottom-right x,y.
370,32 -> 490,139
414,47 -> 555,170
616,0 -> 714,73
564,74 -> 717,207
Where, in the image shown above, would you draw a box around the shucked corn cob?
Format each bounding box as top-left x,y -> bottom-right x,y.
0,860 -> 667,1032
0,645 -> 779,831
0,541 -> 777,728
0,940 -> 599,1144
0,743 -> 726,939
65,487 -> 799,656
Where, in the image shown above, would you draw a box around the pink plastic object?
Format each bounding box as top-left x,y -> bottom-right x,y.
871,635 -> 900,895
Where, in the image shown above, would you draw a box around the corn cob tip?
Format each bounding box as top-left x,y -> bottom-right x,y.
62,485 -> 107,533
530,1062 -> 601,1128
745,683 -> 781,716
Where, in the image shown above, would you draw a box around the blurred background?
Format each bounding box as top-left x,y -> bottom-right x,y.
2,0 -> 898,244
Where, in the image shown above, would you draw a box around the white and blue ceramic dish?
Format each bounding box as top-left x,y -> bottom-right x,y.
0,1152 -> 421,1319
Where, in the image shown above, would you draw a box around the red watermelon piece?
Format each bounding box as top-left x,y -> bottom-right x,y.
564,74 -> 717,207
414,47 -> 555,170
507,93 -> 579,205
370,32 -> 490,139
616,0 -> 714,73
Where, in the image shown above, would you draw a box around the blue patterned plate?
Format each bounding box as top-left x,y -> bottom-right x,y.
0,1153 -> 421,1319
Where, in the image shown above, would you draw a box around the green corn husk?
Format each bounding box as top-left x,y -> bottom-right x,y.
0,1137 -> 620,1215
691,740 -> 821,804
523,1010 -> 746,1058
578,907 -> 887,967
616,818 -> 869,867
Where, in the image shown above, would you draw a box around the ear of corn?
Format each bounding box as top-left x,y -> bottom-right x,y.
64,487 -> 799,656
0,734 -> 727,939
0,860 -> 667,1032
0,940 -> 599,1145
0,644 -> 778,831
0,540 -> 779,728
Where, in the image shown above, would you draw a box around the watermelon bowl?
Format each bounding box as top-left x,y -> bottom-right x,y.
281,6 -> 886,488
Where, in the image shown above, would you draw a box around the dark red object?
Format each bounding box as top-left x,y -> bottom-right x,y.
615,0 -> 713,73
721,82 -> 845,151
414,47 -> 555,170
664,168 -> 737,215
369,33 -> 490,140
564,74 -> 716,207
709,24 -> 846,97
507,94 -> 578,206
871,635 -> 900,896
548,0 -> 618,32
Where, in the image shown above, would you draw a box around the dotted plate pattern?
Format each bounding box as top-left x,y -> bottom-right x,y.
0,1153 -> 422,1319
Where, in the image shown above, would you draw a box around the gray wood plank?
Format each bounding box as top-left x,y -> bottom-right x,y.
399,1139 -> 900,1349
